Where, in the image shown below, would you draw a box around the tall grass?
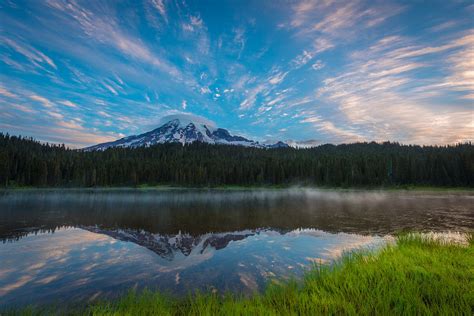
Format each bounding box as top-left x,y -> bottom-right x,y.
10,233 -> 474,315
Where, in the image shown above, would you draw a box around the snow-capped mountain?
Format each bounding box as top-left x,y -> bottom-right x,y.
85,115 -> 289,150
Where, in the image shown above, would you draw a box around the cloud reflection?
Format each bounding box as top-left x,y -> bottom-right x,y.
0,227 -> 387,307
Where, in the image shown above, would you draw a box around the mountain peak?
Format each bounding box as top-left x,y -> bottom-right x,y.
85,116 -> 288,151
159,114 -> 217,131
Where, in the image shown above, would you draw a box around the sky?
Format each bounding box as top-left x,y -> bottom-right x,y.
0,0 -> 473,148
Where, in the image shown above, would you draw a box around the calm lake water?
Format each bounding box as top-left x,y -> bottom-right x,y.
0,189 -> 472,307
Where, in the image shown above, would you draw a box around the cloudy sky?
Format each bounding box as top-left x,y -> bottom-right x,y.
0,0 -> 473,147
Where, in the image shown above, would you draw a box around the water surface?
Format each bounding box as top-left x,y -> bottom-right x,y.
0,189 -> 472,307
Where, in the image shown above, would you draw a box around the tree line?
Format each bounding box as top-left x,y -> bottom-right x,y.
0,133 -> 472,188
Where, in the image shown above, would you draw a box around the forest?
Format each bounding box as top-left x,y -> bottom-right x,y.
0,133 -> 472,188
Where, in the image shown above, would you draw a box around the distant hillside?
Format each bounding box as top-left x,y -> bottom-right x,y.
0,133 -> 472,188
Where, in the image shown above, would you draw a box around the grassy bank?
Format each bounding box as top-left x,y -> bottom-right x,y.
14,233 -> 473,315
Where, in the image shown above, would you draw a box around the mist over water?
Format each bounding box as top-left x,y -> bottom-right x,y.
1,189 -> 472,239
0,189 -> 472,307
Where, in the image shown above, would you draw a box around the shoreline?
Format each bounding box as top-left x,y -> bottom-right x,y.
1,185 -> 473,193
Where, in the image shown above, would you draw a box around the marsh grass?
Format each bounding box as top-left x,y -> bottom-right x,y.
9,233 -> 474,315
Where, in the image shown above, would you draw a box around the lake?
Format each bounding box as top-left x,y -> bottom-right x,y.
0,189 -> 472,308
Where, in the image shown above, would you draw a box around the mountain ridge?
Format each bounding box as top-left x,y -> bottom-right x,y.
85,117 -> 289,151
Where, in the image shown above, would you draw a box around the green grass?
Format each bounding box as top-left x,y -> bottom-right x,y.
9,233 -> 473,315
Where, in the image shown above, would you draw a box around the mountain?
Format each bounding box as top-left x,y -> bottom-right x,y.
266,141 -> 290,148
85,115 -> 289,151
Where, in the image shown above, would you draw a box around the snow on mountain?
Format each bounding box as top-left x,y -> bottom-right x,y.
85,115 -> 289,151
265,141 -> 290,148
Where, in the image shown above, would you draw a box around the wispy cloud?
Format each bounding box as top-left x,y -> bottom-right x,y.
240,83 -> 266,110
102,83 -> 118,96
4,103 -> 36,114
289,1 -> 403,55
0,86 -> 17,98
29,94 -> 53,108
315,32 -> 474,144
312,60 -> 324,70
268,71 -> 289,85
150,0 -> 167,22
59,100 -> 78,108
233,27 -> 246,59
46,0 -> 180,77
1,36 -> 57,70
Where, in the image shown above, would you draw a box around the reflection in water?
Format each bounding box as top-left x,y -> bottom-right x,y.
0,189 -> 472,307
82,226 -> 255,261
0,227 -> 387,306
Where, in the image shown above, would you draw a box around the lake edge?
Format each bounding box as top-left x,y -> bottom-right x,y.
1,185 -> 473,193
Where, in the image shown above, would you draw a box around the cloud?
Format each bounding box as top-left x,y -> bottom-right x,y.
280,96 -> 314,109
441,35 -> 474,97
59,100 -> 78,108
233,27 -> 246,59
317,121 -> 364,143
200,86 -> 211,94
292,50 -> 313,68
150,0 -> 167,22
239,83 -> 267,110
98,111 -> 112,118
182,100 -> 187,110
0,86 -> 17,98
312,60 -> 325,70
158,112 -> 216,128
267,95 -> 285,107
291,0 -> 330,28
29,94 -> 53,108
103,83 -> 118,95
57,120 -> 83,130
300,116 -> 322,123
182,15 -> 204,32
1,37 -> 57,70
312,37 -> 335,54
47,111 -> 64,120
315,32 -> 474,144
429,21 -> 457,33
5,103 -> 36,114
190,15 -> 203,28
311,3 -> 361,34
46,0 -> 180,77
268,71 -> 289,85
289,1 -> 403,56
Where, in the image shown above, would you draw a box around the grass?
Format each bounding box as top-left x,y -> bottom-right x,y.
9,233 -> 473,315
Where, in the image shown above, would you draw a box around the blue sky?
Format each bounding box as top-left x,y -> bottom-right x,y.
0,0 -> 473,147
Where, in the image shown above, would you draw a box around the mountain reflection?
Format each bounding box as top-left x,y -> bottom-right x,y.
82,226 -> 255,260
